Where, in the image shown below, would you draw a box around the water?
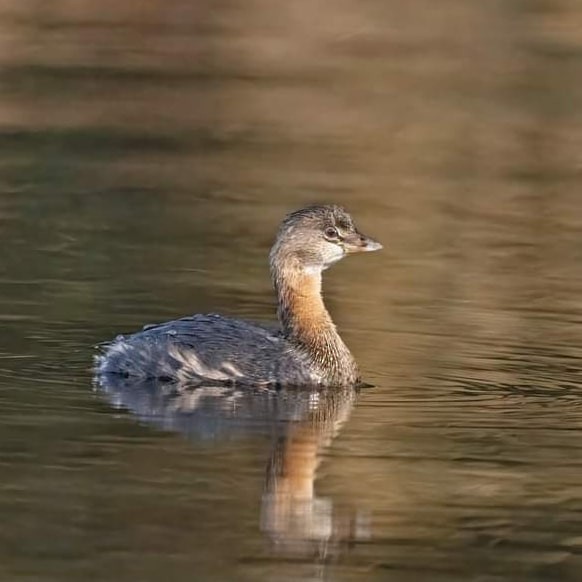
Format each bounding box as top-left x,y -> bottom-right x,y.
1,1 -> 582,580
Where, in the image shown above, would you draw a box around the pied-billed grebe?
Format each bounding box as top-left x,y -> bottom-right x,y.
96,205 -> 381,386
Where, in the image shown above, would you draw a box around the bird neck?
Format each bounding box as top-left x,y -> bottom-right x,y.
270,255 -> 358,384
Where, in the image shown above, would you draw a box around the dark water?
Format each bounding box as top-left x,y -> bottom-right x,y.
2,1 -> 582,580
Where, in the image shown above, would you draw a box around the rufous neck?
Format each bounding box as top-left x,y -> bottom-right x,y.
270,250 -> 359,385
271,258 -> 332,341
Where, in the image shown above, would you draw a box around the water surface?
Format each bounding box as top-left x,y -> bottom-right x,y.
1,1 -> 582,580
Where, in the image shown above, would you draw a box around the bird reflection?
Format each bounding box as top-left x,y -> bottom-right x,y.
261,385 -> 371,557
96,375 -> 369,557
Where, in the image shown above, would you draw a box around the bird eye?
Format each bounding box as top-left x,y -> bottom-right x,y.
325,227 -> 340,240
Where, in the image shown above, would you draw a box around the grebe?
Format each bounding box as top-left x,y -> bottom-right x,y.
96,205 -> 381,386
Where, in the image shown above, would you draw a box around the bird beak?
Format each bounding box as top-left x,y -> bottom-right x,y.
343,232 -> 383,253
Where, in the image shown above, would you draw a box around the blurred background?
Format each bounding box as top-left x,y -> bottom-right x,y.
1,1 -> 582,580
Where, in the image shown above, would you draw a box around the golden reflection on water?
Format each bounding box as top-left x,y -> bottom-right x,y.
260,386 -> 366,557
1,0 -> 582,580
99,375 -> 365,558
